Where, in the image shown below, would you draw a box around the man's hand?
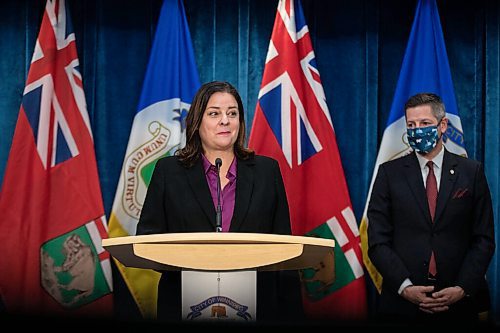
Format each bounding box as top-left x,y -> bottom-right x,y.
419,286 -> 465,314
401,285 -> 435,306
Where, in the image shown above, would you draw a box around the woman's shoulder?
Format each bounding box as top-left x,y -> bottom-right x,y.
155,155 -> 184,169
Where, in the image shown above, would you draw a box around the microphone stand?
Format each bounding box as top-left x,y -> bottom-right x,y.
215,158 -> 222,232
214,158 -> 223,312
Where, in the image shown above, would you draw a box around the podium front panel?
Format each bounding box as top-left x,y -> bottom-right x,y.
182,271 -> 256,322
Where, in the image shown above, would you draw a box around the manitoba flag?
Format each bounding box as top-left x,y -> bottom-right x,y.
0,0 -> 113,317
249,0 -> 367,320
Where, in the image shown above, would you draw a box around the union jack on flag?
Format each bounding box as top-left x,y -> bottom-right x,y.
0,0 -> 113,317
249,0 -> 367,320
23,0 -> 94,170
256,4 -> 330,168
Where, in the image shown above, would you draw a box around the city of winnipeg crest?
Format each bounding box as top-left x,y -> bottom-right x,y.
40,221 -> 111,308
122,121 -> 172,219
182,271 -> 256,322
120,100 -> 189,220
186,296 -> 252,321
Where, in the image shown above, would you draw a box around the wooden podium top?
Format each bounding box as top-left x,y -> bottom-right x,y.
102,232 -> 335,271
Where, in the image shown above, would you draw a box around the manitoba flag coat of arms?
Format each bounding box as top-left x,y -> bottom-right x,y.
0,0 -> 113,317
249,0 -> 367,320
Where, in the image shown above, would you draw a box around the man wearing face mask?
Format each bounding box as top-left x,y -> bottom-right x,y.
367,93 -> 495,326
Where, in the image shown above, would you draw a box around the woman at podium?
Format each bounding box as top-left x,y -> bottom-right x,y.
136,81 -> 304,324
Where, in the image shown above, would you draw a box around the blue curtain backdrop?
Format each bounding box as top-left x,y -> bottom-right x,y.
0,0 -> 498,324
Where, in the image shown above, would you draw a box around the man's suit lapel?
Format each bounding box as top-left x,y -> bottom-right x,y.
230,157 -> 254,231
434,149 -> 458,223
404,153 -> 432,223
185,158 -> 216,229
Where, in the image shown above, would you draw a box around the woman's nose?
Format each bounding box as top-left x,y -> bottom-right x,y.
220,114 -> 229,125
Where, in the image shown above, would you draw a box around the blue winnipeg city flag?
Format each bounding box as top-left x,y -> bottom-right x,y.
385,0 -> 465,139
108,0 -> 200,318
136,0 -> 200,111
360,0 -> 467,292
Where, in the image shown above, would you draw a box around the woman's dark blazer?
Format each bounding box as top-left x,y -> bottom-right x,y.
136,154 -> 303,322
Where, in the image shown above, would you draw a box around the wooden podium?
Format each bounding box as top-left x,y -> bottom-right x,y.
103,233 -> 334,321
102,232 -> 335,272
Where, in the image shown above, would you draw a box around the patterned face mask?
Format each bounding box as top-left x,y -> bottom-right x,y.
407,125 -> 439,154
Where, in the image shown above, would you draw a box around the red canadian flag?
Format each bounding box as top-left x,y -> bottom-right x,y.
0,0 -> 113,317
249,0 -> 367,320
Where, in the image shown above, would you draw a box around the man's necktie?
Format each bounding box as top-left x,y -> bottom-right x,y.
426,161 -> 438,277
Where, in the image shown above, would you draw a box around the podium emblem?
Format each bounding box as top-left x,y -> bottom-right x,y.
211,305 -> 227,318
186,295 -> 251,321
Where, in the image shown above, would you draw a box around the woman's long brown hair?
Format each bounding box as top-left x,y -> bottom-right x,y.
176,81 -> 254,167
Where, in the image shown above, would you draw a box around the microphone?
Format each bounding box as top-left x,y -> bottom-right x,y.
215,158 -> 223,232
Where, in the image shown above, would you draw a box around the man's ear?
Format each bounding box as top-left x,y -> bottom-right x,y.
439,117 -> 448,134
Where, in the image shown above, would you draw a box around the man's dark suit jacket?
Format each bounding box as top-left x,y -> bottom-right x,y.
136,154 -> 303,323
368,149 -> 495,318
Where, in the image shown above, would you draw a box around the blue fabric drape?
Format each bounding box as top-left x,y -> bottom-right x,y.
0,0 -> 498,325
